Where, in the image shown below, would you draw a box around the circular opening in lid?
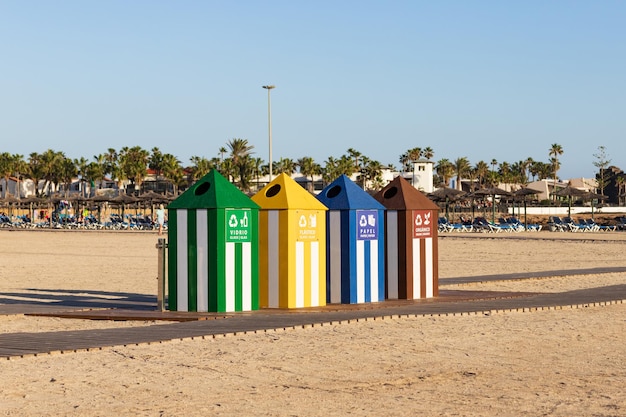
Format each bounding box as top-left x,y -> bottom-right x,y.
383,186 -> 398,199
326,185 -> 341,199
266,184 -> 281,198
195,182 -> 211,196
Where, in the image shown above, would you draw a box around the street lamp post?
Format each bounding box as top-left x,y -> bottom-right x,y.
262,85 -> 275,180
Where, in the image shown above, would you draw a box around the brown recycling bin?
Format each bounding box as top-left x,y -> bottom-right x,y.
373,176 -> 439,299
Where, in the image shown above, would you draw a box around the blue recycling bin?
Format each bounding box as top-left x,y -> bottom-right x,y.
317,175 -> 386,304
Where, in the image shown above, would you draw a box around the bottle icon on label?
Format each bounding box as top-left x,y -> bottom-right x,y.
241,211 -> 248,227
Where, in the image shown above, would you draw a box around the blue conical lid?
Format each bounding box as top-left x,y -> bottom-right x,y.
317,175 -> 386,210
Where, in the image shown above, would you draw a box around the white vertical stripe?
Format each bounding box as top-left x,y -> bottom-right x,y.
310,241 -> 319,306
386,211 -> 398,299
412,238 -> 421,299
370,240 -> 379,302
425,238 -> 433,298
329,211 -> 342,304
356,239 -> 365,303
196,210 -> 209,312
268,211 -> 279,308
242,242 -> 252,310
176,210 -> 188,311
295,241 -> 305,308
225,242 -> 235,312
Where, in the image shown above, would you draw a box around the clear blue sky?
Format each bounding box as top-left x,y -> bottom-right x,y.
1,1 -> 624,180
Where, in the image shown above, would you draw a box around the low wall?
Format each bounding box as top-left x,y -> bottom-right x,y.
508,206 -> 626,216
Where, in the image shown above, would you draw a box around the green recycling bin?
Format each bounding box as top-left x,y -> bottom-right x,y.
167,170 -> 260,312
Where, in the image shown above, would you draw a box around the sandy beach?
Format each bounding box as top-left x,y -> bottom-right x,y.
0,229 -> 625,416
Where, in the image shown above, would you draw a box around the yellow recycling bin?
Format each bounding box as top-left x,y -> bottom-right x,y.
251,173 -> 328,309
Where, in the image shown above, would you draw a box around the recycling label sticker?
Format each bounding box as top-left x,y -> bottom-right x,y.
357,210 -> 378,240
412,210 -> 433,238
297,210 -> 319,241
225,208 -> 252,242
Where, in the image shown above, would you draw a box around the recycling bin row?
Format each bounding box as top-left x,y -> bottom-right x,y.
167,170 -> 439,313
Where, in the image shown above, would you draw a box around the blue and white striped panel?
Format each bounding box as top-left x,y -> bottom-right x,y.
328,211 -> 342,304
356,239 -> 365,303
369,240 -> 379,301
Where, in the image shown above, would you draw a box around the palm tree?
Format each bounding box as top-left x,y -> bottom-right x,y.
435,159 -> 455,187
119,146 -> 149,194
0,153 -> 14,198
85,161 -> 102,196
161,153 -> 183,195
322,156 -> 339,185
511,161 -> 527,185
250,157 -> 265,190
474,160 -> 490,190
361,157 -> 384,191
104,148 -> 118,179
58,156 -> 77,198
549,143 -> 564,200
297,156 -> 320,192
422,147 -> 434,161
149,147 -> 165,192
12,155 -> 26,200
74,157 -> 89,197
498,161 -> 512,184
453,157 -> 471,190
26,152 -> 45,197
275,157 -> 296,175
40,149 -> 63,196
347,148 -> 363,173
219,146 -> 227,164
189,156 -> 213,182
227,138 -> 254,190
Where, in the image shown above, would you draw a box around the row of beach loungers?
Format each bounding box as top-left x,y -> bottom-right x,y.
0,213 -> 166,231
546,216 -> 622,232
438,216 -> 541,233
439,216 -> 626,233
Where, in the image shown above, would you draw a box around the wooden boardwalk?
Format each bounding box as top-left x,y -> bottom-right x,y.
1,267 -> 626,359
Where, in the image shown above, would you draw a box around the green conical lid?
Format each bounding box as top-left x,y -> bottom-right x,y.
168,170 -> 260,209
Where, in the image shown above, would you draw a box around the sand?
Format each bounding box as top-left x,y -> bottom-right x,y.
0,229 -> 625,416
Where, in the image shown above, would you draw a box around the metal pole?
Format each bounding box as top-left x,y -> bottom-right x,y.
156,238 -> 167,311
262,85 -> 275,180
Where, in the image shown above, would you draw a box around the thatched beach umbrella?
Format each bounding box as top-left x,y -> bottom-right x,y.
1,195 -> 20,218
554,185 -> 589,217
21,196 -> 45,221
513,187 -> 541,229
471,187 -> 512,223
89,194 -> 111,223
582,191 -> 608,220
428,187 -> 466,221
111,193 -> 138,221
138,191 -> 169,218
